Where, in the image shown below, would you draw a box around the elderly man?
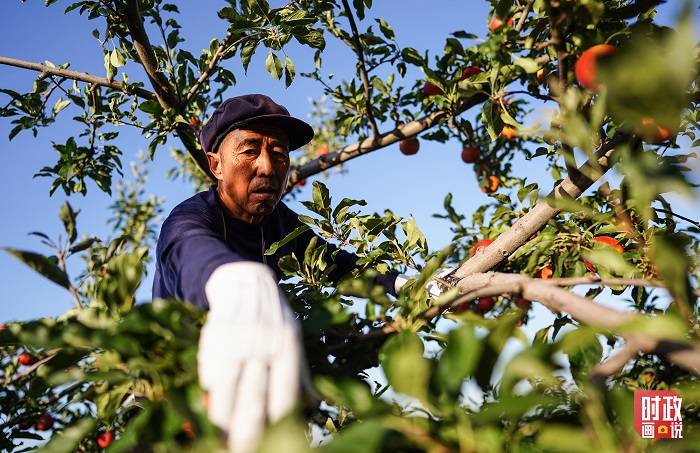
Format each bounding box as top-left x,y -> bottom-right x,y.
152,94 -> 401,451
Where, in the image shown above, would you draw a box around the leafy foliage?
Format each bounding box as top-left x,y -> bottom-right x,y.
2,0 -> 700,451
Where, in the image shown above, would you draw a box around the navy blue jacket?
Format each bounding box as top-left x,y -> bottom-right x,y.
153,187 -> 396,309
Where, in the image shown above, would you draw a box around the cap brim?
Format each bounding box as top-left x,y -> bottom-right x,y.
211,113 -> 315,153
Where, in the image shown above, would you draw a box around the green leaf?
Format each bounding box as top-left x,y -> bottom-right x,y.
495,0 -> 515,20
375,18 -> 394,40
558,328 -> 602,386
37,418 -> 96,453
332,198 -> 367,224
284,55 -> 295,88
651,232 -> 692,309
321,419 -> 387,453
311,181 -> 331,219
52,98 -> 71,115
59,201 -> 78,243
264,50 -> 284,80
380,331 -> 430,402
4,248 -> 70,289
265,225 -> 310,256
435,324 -> 483,394
537,424 -> 594,452
513,57 -> 539,74
401,47 -> 424,66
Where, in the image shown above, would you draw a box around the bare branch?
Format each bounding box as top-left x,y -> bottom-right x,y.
0,56 -> 156,101
453,133 -> 630,278
340,0 -> 380,138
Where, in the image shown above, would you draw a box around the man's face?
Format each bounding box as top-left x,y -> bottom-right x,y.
207,125 -> 290,223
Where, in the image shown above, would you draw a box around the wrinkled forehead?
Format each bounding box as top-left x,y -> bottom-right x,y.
220,124 -> 290,151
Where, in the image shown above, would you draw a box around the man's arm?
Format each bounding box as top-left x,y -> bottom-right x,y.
155,214 -> 306,453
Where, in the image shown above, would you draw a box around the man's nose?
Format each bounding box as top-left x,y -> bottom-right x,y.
255,149 -> 274,176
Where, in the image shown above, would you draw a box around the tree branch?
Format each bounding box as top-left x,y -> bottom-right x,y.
287,93 -> 488,188
123,0 -> 180,109
0,56 -> 156,101
185,29 -> 251,104
340,0 -> 380,138
450,273 -> 700,375
122,0 -> 213,180
453,133 -> 630,278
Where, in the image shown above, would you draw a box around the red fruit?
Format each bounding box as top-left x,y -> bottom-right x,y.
574,44 -> 616,91
315,144 -> 330,156
453,302 -> 471,313
481,175 -> 500,193
97,432 -> 113,448
536,266 -> 553,279
460,66 -> 482,80
35,414 -> 53,431
399,138 -> 420,155
189,118 -> 199,127
477,297 -> 496,313
500,125 -> 517,141
470,239 -> 494,256
461,146 -> 480,163
489,17 -> 513,31
584,236 -> 624,273
640,117 -> 672,144
422,81 -> 443,97
514,297 -> 530,309
18,352 -> 36,366
295,178 -> 307,188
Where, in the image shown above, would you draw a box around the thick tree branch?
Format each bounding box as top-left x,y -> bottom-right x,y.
354,272 -> 700,375
0,56 -> 156,101
287,93 -> 488,188
450,273 -> 700,375
453,133 -> 630,278
122,0 -> 213,180
340,0 -> 380,138
123,0 -> 180,109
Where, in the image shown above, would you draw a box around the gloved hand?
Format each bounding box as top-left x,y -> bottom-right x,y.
393,267 -> 458,298
198,262 -> 307,453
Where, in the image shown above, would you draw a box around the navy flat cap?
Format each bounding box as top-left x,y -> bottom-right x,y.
199,94 -> 315,155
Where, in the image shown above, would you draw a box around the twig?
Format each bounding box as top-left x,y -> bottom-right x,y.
340,0 -> 380,138
185,30 -> 252,104
0,56 -> 156,101
514,0 -> 534,32
590,339 -> 641,384
654,208 -> 700,228
503,90 -> 554,102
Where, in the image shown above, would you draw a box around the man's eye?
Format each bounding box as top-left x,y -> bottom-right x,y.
242,149 -> 257,155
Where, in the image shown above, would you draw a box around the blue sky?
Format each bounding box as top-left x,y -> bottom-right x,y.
0,0 -> 697,332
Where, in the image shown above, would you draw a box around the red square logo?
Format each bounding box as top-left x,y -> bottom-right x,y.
634,390 -> 683,439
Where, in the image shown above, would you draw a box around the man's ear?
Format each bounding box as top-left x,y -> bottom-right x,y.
207,152 -> 224,181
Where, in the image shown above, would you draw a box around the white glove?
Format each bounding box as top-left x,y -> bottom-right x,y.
198,262 -> 306,453
394,267 -> 457,298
